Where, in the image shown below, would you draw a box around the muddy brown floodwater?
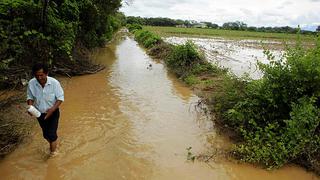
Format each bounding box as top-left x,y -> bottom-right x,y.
0,32 -> 318,179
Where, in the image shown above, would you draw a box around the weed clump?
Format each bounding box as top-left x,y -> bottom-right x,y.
216,37 -> 320,170
165,41 -> 204,77
126,24 -> 142,32
134,30 -> 161,48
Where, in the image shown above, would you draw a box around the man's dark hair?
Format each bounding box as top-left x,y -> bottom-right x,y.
32,63 -> 49,75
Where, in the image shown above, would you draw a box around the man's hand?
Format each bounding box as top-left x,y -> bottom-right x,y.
45,107 -> 55,120
44,100 -> 62,120
27,99 -> 34,117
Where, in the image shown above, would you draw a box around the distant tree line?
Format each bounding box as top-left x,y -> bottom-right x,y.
126,16 -> 317,35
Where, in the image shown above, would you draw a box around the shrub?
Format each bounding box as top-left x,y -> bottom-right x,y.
184,75 -> 199,85
0,0 -> 42,63
191,63 -> 224,76
236,97 -> 319,168
225,37 -> 320,168
127,23 -> 142,32
134,30 -> 161,48
165,41 -> 204,77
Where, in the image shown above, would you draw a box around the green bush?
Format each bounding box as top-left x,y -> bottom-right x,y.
127,23 -> 142,32
77,1 -> 122,49
225,37 -> 320,168
0,0 -> 123,63
144,35 -> 161,48
134,30 -> 161,48
236,97 -> 319,168
0,0 -> 123,88
165,41 -> 204,77
191,63 -> 224,76
0,0 -> 42,63
184,75 -> 199,85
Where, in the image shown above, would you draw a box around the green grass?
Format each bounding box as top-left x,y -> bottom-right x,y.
144,26 -> 316,42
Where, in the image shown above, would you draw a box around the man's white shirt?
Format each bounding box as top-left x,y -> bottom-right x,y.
27,76 -> 64,113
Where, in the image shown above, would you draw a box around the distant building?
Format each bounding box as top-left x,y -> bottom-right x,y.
176,24 -> 187,28
193,22 -> 207,28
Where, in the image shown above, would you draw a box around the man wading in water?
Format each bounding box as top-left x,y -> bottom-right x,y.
27,63 -> 64,156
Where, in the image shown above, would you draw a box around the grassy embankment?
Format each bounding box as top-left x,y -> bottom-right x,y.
128,24 -> 320,175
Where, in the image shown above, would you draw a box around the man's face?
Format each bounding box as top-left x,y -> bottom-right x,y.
35,69 -> 48,85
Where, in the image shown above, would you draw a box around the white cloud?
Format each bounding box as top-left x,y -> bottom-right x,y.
120,0 -> 320,28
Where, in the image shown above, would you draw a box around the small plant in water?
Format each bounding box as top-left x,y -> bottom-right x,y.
186,147 -> 196,162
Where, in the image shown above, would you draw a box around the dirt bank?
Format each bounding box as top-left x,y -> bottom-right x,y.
0,90 -> 35,158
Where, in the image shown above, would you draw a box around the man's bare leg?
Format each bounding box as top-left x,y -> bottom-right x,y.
50,140 -> 57,153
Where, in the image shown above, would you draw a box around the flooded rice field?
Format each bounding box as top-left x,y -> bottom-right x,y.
0,32 -> 318,179
164,37 -> 284,79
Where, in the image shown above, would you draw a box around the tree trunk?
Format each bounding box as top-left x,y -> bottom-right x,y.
41,0 -> 50,31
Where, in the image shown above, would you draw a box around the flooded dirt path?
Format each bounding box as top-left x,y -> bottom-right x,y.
0,33 -> 318,179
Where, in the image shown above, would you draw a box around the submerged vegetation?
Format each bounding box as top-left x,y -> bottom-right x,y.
128,24 -> 320,174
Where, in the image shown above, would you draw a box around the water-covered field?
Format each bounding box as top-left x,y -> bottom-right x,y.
164,37 -> 284,79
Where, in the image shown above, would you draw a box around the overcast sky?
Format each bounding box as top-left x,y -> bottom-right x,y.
120,0 -> 320,30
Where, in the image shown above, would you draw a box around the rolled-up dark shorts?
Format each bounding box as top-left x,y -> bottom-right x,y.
37,109 -> 60,142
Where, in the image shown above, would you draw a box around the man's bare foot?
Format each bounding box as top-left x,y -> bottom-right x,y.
49,151 -> 59,157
